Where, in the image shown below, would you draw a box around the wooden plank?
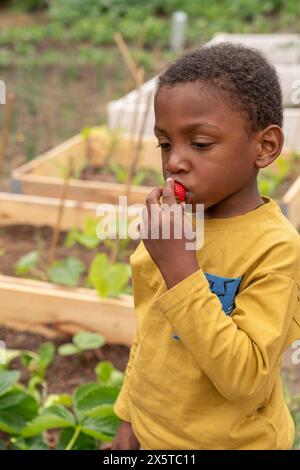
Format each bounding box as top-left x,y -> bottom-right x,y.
0,192 -> 100,230
12,134 -> 86,178
0,192 -> 141,229
12,175 -> 152,205
0,275 -> 135,346
280,176 -> 300,229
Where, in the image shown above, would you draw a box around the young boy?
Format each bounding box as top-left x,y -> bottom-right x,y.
112,42 -> 300,450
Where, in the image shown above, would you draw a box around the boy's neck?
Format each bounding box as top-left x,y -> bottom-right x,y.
204,185 -> 265,219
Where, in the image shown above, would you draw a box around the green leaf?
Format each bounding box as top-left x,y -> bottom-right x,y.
44,393 -> 73,408
64,224 -> 99,250
48,256 -> 85,287
0,438 -> 6,449
95,361 -> 124,387
28,375 -> 43,394
38,342 -> 55,371
12,435 -> 48,450
84,217 -> 99,238
64,228 -> 79,248
56,427 -> 97,450
73,331 -> 106,351
105,263 -> 131,297
58,343 -> 79,356
21,351 -> 36,369
0,371 -> 20,397
0,391 -> 38,434
15,250 -> 39,276
109,162 -> 127,183
74,383 -> 119,421
81,406 -> 120,442
21,404 -> 75,437
0,349 -> 22,370
88,253 -> 130,298
73,232 -> 99,250
0,388 -> 28,410
95,361 -> 114,384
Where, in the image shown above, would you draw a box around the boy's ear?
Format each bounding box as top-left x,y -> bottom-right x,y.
255,125 -> 284,169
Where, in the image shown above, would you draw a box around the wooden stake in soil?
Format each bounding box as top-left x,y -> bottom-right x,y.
48,158 -> 73,265
0,93 -> 15,175
125,86 -> 154,197
113,32 -> 139,84
109,69 -> 153,264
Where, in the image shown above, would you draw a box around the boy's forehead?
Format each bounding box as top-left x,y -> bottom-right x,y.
155,82 -> 233,130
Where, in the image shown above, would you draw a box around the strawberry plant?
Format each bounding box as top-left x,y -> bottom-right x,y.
21,381 -> 121,449
88,253 -> 131,297
21,342 -> 56,404
47,256 -> 85,287
64,217 -> 100,250
0,340 -> 124,450
0,370 -> 39,438
58,331 -> 106,358
14,250 -> 40,276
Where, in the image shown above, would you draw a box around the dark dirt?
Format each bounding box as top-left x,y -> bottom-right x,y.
0,326 -> 130,396
0,224 -> 139,283
79,164 -> 162,187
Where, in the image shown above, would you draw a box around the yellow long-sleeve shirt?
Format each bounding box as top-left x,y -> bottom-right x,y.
114,196 -> 300,449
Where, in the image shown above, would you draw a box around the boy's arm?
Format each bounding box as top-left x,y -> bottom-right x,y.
154,269 -> 300,402
114,332 -> 139,421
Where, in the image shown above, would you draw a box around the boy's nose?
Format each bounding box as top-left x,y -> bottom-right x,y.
165,150 -> 189,174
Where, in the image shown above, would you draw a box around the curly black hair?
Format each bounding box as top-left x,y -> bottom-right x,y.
156,42 -> 283,133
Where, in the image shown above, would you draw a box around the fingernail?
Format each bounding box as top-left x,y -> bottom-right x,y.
166,177 -> 173,183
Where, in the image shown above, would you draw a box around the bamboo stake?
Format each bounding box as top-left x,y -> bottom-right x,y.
125,87 -> 153,197
102,32 -> 143,168
0,93 -> 15,175
109,69 -> 150,264
48,158 -> 73,265
113,32 -> 139,84
109,33 -> 150,264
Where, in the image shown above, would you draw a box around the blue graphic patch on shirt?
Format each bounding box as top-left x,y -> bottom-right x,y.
172,272 -> 243,341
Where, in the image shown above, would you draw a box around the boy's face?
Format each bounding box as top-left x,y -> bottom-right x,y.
154,81 -> 260,212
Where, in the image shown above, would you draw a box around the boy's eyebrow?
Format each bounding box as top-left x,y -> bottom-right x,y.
154,122 -> 221,134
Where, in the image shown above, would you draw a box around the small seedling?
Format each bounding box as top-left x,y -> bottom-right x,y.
58,331 -> 106,357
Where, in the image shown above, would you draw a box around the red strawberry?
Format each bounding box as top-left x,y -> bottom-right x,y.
174,181 -> 186,203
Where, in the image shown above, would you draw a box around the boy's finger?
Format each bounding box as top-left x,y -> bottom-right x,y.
145,187 -> 163,214
162,177 -> 176,206
139,207 -> 149,239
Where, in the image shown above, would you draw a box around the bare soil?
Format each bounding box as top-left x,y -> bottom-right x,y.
80,164 -> 162,187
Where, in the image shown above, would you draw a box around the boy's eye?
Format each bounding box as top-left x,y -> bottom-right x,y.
156,143 -> 170,150
191,142 -> 213,149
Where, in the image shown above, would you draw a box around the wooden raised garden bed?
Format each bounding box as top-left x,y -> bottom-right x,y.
0,192 -> 136,346
11,130 -> 162,205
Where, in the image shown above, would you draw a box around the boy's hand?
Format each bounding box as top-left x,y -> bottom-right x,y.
111,420 -> 140,450
140,177 -> 199,289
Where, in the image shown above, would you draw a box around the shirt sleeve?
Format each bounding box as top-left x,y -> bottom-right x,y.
113,333 -> 139,422
154,269 -> 300,402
